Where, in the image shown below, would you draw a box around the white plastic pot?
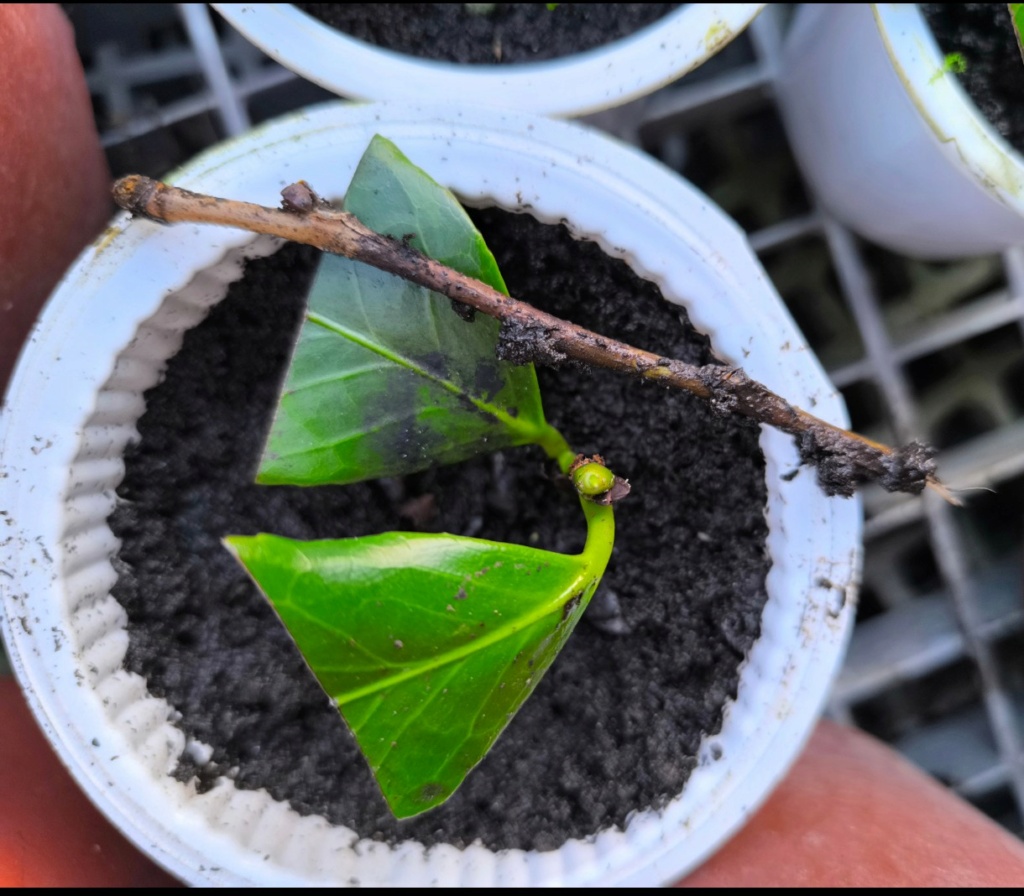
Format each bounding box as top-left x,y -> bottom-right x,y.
0,101 -> 860,886
777,3 -> 1024,260
212,3 -> 764,118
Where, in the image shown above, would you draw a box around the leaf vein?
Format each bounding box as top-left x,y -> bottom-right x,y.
334,573 -> 594,705
306,310 -> 534,439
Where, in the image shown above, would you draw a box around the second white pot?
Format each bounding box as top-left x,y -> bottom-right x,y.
0,101 -> 859,886
213,4 -> 763,118
777,3 -> 1024,260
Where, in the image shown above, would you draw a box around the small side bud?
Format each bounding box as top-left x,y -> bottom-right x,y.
572,462 -> 615,496
569,454 -> 630,505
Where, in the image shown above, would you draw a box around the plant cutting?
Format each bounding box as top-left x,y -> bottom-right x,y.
220,135 -> 625,819
109,133 -> 941,822
777,3 -> 1024,259
1,102 -> 866,886
211,3 -> 764,117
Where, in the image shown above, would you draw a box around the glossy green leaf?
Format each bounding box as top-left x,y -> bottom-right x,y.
258,135 -> 558,486
239,135 -> 619,819
225,526 -> 611,818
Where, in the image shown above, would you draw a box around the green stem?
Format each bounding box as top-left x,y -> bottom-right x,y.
537,423 -> 576,474
532,420 -> 615,573
579,491 -> 615,576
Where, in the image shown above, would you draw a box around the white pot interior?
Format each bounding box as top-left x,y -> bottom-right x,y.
0,102 -> 859,886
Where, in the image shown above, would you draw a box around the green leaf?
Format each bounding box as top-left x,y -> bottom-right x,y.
1011,4 -> 1024,65
225,530 -> 608,818
257,135 -> 556,486
342,135 -> 508,290
238,135 -> 618,818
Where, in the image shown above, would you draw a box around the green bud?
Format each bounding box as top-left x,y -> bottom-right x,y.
572,462 -> 615,497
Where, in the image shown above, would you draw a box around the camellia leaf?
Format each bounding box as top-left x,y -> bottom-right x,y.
233,136 -> 620,818
257,135 -> 560,486
225,525 -> 612,818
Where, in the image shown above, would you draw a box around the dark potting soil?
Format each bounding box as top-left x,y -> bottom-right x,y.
921,4 -> 1024,155
108,209 -> 770,853
294,3 -> 681,64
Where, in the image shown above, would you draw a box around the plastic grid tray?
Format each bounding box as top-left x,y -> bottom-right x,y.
53,2 -> 1024,837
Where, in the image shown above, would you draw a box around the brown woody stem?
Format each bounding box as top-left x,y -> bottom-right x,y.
112,175 -> 954,502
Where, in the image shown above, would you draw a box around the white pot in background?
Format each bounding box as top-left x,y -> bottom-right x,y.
776,3 -> 1024,260
212,4 -> 763,118
0,101 -> 859,886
